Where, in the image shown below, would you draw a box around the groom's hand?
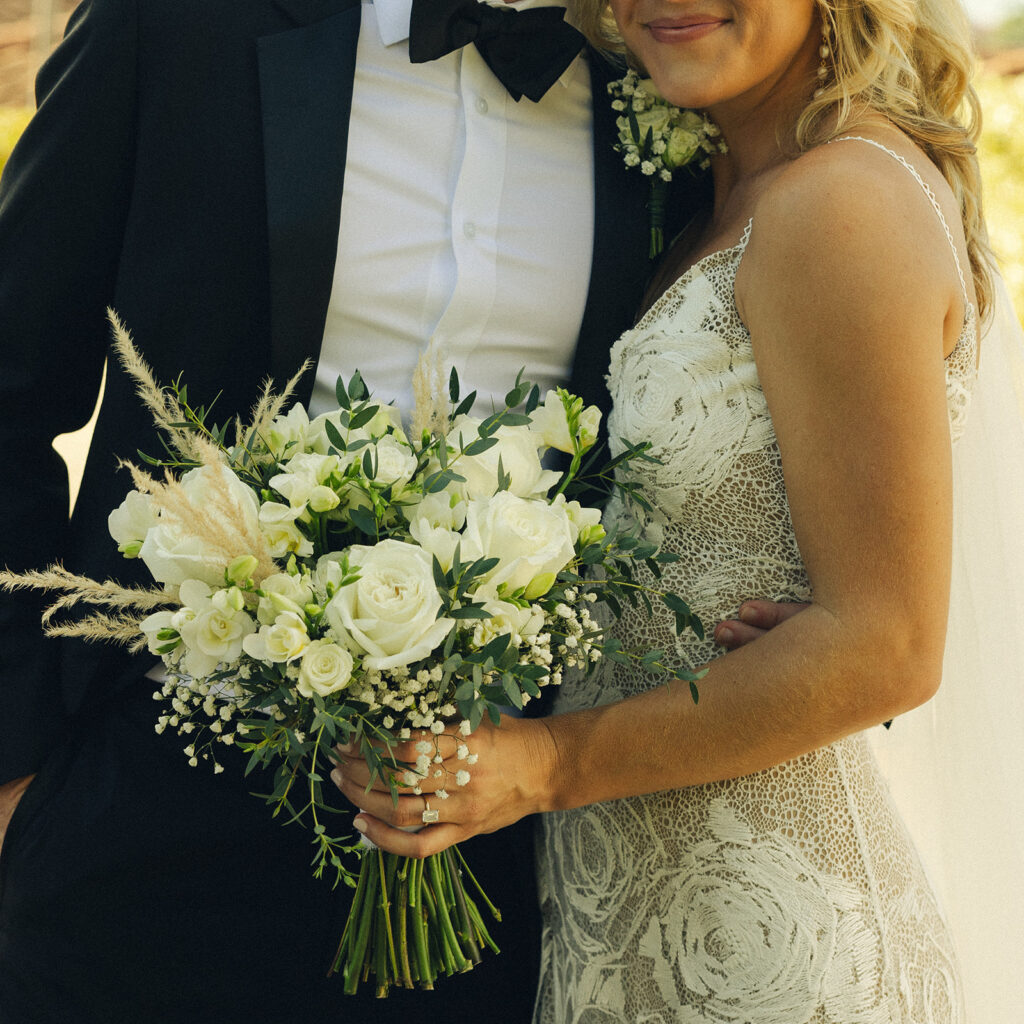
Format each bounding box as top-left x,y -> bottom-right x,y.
714,600 -> 810,649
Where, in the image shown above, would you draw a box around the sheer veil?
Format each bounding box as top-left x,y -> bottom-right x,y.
868,268 -> 1024,1021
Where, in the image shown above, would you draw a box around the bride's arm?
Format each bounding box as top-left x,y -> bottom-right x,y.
335,148 -> 963,853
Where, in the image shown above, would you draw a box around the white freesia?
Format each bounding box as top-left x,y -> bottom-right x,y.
108,490 -> 159,558
551,493 -> 605,545
308,403 -> 406,455
174,582 -> 256,677
447,416 -> 560,499
324,539 -> 455,671
263,403 -> 311,458
472,600 -> 545,649
461,492 -> 575,599
403,490 -> 467,532
407,518 -> 463,573
139,609 -> 178,657
139,463 -> 261,587
256,572 -> 315,625
258,501 -> 313,558
270,452 -> 341,509
530,390 -> 601,455
296,639 -> 355,698
242,611 -> 310,664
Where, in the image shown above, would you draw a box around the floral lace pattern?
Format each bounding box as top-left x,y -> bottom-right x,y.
535,221 -> 976,1023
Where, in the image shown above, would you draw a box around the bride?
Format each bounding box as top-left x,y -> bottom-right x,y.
336,0 -> 1023,1020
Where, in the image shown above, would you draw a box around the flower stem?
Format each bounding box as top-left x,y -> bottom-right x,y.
342,853 -> 378,994
445,847 -> 482,964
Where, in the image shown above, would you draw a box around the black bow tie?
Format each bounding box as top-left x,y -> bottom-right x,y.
408,0 -> 585,102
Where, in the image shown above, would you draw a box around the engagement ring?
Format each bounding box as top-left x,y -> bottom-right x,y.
421,798 -> 439,825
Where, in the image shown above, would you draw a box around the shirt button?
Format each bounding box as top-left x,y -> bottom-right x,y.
475,96 -> 488,115
463,221 -> 477,239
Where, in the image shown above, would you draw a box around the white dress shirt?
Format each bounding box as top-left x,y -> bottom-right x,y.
310,0 -> 596,420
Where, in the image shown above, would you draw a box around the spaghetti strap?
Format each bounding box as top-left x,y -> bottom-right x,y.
829,135 -> 970,304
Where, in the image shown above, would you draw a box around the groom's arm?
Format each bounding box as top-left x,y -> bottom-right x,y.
0,0 -> 139,783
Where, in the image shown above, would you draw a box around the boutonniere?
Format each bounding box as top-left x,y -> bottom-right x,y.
609,69 -> 727,258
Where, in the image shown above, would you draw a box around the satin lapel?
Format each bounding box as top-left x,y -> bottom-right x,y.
259,0 -> 362,398
569,49 -> 652,421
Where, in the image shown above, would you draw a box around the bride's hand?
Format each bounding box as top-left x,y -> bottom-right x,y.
330,716 -> 556,857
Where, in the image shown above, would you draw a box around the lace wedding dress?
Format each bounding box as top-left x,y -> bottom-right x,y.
535,140 -> 976,1024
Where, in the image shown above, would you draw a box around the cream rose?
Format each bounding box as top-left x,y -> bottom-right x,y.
447,416 -> 560,499
242,611 -> 309,664
296,640 -> 354,698
367,435 -> 417,490
461,492 -> 575,599
138,464 -> 261,587
324,539 -> 455,671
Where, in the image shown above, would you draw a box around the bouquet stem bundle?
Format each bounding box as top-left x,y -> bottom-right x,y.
334,848 -> 496,996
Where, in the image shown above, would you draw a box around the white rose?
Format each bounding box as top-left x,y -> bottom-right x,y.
663,126 -> 700,170
621,104 -> 671,147
138,463 -> 261,587
256,572 -> 314,625
530,390 -> 601,455
296,640 -> 354,698
108,490 -> 159,558
367,435 -> 417,489
324,539 -> 455,671
448,416 -> 561,499
242,611 -> 309,664
460,492 -> 575,599
258,501 -> 313,558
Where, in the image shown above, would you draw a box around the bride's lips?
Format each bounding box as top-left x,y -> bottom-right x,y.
646,15 -> 727,43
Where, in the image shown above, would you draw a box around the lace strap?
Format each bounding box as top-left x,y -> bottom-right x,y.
828,135 -> 970,304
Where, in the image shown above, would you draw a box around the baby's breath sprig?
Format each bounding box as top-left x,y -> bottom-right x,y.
609,69 -> 727,258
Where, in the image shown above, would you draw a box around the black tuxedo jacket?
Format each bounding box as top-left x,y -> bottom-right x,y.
0,0 -> 674,783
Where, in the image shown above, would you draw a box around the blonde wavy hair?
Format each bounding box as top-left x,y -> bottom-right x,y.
571,0 -> 993,319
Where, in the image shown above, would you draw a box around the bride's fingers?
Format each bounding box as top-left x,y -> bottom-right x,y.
353,813 -> 463,859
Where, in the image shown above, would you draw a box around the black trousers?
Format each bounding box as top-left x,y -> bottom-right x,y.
0,686 -> 540,1023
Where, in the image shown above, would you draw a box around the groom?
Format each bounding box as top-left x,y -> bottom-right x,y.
0,1 -> 664,1020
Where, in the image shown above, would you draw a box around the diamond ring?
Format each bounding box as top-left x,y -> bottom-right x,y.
421,798 -> 440,825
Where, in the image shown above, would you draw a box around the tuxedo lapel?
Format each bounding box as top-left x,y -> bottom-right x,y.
258,0 -> 362,396
569,49 -> 652,420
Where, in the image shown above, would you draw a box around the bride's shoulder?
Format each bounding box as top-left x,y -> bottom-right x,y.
746,134 -> 951,284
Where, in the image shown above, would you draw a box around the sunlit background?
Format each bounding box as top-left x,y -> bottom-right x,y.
1,0 -> 1022,507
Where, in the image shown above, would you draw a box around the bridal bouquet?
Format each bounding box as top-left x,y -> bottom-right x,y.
1,316 -> 703,996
